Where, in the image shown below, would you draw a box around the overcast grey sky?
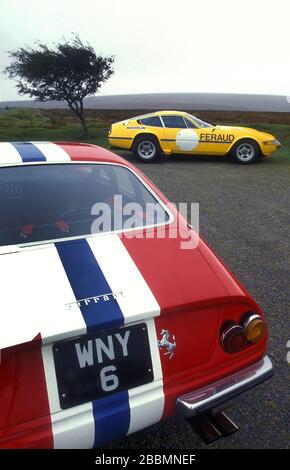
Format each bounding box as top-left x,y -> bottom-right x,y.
1,0 -> 290,101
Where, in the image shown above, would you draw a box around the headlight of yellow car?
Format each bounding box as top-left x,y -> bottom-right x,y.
263,139 -> 281,146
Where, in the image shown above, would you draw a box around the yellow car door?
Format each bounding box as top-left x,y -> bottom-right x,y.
161,114 -> 200,154
162,114 -> 217,155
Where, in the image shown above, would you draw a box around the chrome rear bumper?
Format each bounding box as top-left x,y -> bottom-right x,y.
176,355 -> 274,418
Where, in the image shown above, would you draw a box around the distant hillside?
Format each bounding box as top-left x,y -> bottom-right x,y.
1,93 -> 290,112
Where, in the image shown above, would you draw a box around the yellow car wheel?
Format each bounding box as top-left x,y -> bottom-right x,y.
133,135 -> 161,162
230,139 -> 261,165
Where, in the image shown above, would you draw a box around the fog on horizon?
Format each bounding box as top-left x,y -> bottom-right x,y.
1,0 -> 290,101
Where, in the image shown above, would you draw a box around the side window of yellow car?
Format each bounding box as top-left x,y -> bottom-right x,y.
139,116 -> 163,127
162,115 -> 187,129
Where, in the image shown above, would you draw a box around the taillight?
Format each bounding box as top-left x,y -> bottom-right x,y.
221,312 -> 266,354
243,313 -> 266,343
221,323 -> 247,354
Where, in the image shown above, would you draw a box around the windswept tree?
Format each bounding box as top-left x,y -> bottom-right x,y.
4,35 -> 114,136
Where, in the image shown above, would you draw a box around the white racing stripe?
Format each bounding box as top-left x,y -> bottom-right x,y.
87,234 -> 161,323
87,235 -> 164,435
128,318 -> 164,434
0,142 -> 22,164
31,142 -> 71,162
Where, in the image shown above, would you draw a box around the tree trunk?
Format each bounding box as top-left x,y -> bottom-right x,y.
68,101 -> 89,138
78,111 -> 89,138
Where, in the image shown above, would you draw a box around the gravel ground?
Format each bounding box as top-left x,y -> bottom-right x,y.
107,151 -> 290,449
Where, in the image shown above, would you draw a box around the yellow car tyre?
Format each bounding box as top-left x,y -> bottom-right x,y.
230,138 -> 261,165
132,135 -> 161,162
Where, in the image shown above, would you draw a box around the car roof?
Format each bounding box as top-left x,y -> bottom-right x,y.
153,110 -> 187,116
132,110 -> 190,120
0,141 -> 128,166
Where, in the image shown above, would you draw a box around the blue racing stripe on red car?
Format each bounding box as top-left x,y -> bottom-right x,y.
11,142 -> 47,162
55,238 -> 130,446
55,239 -> 124,330
92,391 -> 130,447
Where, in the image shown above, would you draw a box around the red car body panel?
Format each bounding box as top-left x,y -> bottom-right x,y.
0,340 -> 53,448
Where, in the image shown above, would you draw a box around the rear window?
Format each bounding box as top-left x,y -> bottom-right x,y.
0,163 -> 171,247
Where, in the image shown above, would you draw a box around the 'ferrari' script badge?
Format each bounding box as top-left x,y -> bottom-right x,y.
66,291 -> 124,311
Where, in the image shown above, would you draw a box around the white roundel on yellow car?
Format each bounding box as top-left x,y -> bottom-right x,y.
176,129 -> 199,151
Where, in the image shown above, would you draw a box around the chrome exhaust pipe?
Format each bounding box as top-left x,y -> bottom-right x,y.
186,414 -> 222,444
187,410 -> 238,444
208,410 -> 239,437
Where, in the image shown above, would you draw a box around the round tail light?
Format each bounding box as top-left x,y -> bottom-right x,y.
243,314 -> 266,343
221,324 -> 247,353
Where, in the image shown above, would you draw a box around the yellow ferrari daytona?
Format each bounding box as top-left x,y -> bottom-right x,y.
108,110 -> 281,164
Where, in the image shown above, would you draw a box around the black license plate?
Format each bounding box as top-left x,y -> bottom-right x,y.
53,323 -> 154,409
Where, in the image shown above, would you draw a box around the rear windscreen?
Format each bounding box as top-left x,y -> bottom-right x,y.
0,163 -> 170,247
